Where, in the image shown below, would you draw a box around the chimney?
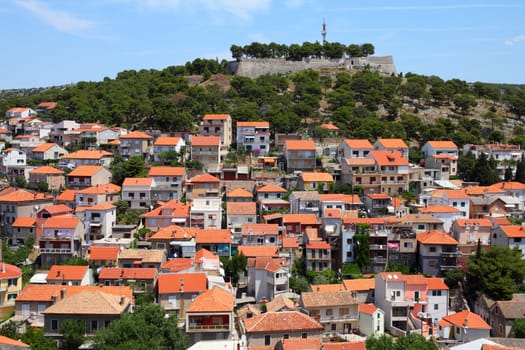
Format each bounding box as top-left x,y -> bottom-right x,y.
51,294 -> 58,304
60,288 -> 66,299
120,295 -> 125,305
179,278 -> 184,293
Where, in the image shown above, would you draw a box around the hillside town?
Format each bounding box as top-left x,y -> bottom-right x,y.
0,105 -> 525,349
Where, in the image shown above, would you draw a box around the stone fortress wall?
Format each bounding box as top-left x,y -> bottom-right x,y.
227,56 -> 397,79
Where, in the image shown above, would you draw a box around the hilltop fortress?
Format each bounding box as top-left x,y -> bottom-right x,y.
227,56 -> 397,79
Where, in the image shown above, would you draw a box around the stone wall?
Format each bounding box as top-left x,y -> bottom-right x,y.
228,56 -> 397,79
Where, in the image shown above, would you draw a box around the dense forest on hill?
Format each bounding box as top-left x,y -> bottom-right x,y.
2,57 -> 525,150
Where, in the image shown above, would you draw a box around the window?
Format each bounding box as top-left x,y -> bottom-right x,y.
51,319 -> 58,331
91,320 -> 98,331
428,260 -> 437,267
396,291 -> 401,297
247,217 -> 254,223
8,278 -> 17,286
432,290 -> 442,296
264,335 -> 271,346
404,242 -> 413,248
326,309 -> 333,316
377,313 -> 381,319
346,251 -> 352,258
283,334 -> 289,339
302,333 -> 308,339
452,202 -> 458,207
434,304 -> 439,310
418,224 -> 425,230
346,238 -> 352,244
429,247 -> 436,253
461,202 -> 466,207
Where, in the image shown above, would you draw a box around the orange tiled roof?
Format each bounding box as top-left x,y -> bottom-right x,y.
0,188 -> 52,202
283,213 -> 318,225
282,237 -> 299,249
203,114 -> 230,120
285,139 -> 316,151
0,335 -> 29,348
149,225 -> 195,240
320,123 -> 339,130
194,248 -> 219,264
119,130 -> 153,139
32,142 -> 57,153
12,217 -> 36,227
46,265 -> 88,281
42,290 -> 131,315
122,177 -> 154,187
370,150 -> 408,166
227,202 -> 256,215
343,139 -> 373,149
366,193 -> 391,200
192,135 -> 220,146
500,225 -> 525,238
323,342 -> 366,350
441,310 -> 490,329
433,154 -> 457,160
158,273 -> 207,294
376,138 -> 408,148
490,181 -> 525,191
238,246 -> 278,257
187,286 -> 234,313
427,141 -> 458,149
281,338 -> 321,350
237,121 -> 269,127
196,229 -> 231,244
88,247 -> 120,261
306,241 -> 331,249
417,231 -> 458,245
63,150 -> 112,160
67,165 -> 104,177
359,303 -> 378,315
56,189 -> 77,201
464,186 -> 489,195
98,267 -> 157,280
319,193 -> 362,205
36,101 -> 57,109
454,219 -> 491,227
257,183 -> 287,193
242,223 -> 278,236
154,136 -> 181,146
226,187 -> 253,198
301,172 -> 334,182
311,283 -> 345,292
77,183 -> 121,194
43,216 -> 79,229
161,258 -> 193,272
188,173 -> 220,183
342,278 -> 375,291
419,205 -> 461,213
0,264 -> 21,280
29,166 -> 64,175
243,311 -> 323,333
431,189 -> 469,199
16,285 -> 132,302
247,256 -> 288,273
426,277 -> 449,290
148,166 -> 185,177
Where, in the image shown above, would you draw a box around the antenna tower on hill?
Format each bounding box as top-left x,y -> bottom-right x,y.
322,19 -> 327,45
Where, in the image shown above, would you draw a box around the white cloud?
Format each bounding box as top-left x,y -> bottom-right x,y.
121,0 -> 270,20
330,4 -> 525,11
11,0 -> 96,36
504,34 -> 525,46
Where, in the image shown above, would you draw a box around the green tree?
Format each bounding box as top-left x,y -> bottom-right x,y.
354,223 -> 371,273
61,256 -> 89,266
515,154 -> 525,183
453,94 -> 477,115
0,320 -> 21,339
93,303 -> 188,350
444,268 -> 465,289
60,320 -> 86,350
465,246 -> 525,301
221,252 -> 247,285
458,151 -> 477,181
366,333 -> 437,350
20,328 -> 58,350
512,318 -> 525,338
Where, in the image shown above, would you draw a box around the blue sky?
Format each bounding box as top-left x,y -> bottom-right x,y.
1,0 -> 525,89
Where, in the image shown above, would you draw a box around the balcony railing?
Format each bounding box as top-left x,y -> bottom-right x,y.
40,248 -> 72,254
319,313 -> 359,323
187,324 -> 230,332
40,235 -> 73,241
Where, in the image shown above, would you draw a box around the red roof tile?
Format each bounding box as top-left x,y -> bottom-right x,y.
285,139 -> 316,151
158,273 -> 207,294
243,311 -> 323,333
441,310 -> 490,329
119,130 -> 153,139
188,173 -> 220,183
148,166 -> 185,177
192,136 -> 220,146
227,202 -> 256,215
187,286 -> 234,313
203,114 -> 230,120
98,267 -> 157,280
417,231 -> 458,245
46,265 -> 88,281
88,247 -> 120,261
195,229 -> 231,244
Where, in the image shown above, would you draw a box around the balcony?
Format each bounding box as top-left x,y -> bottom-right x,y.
40,235 -> 73,241
319,313 -> 359,323
40,248 -> 72,254
369,244 -> 387,250
440,251 -> 459,257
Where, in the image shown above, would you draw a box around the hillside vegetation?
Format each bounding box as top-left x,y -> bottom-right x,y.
1,58 -> 525,150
